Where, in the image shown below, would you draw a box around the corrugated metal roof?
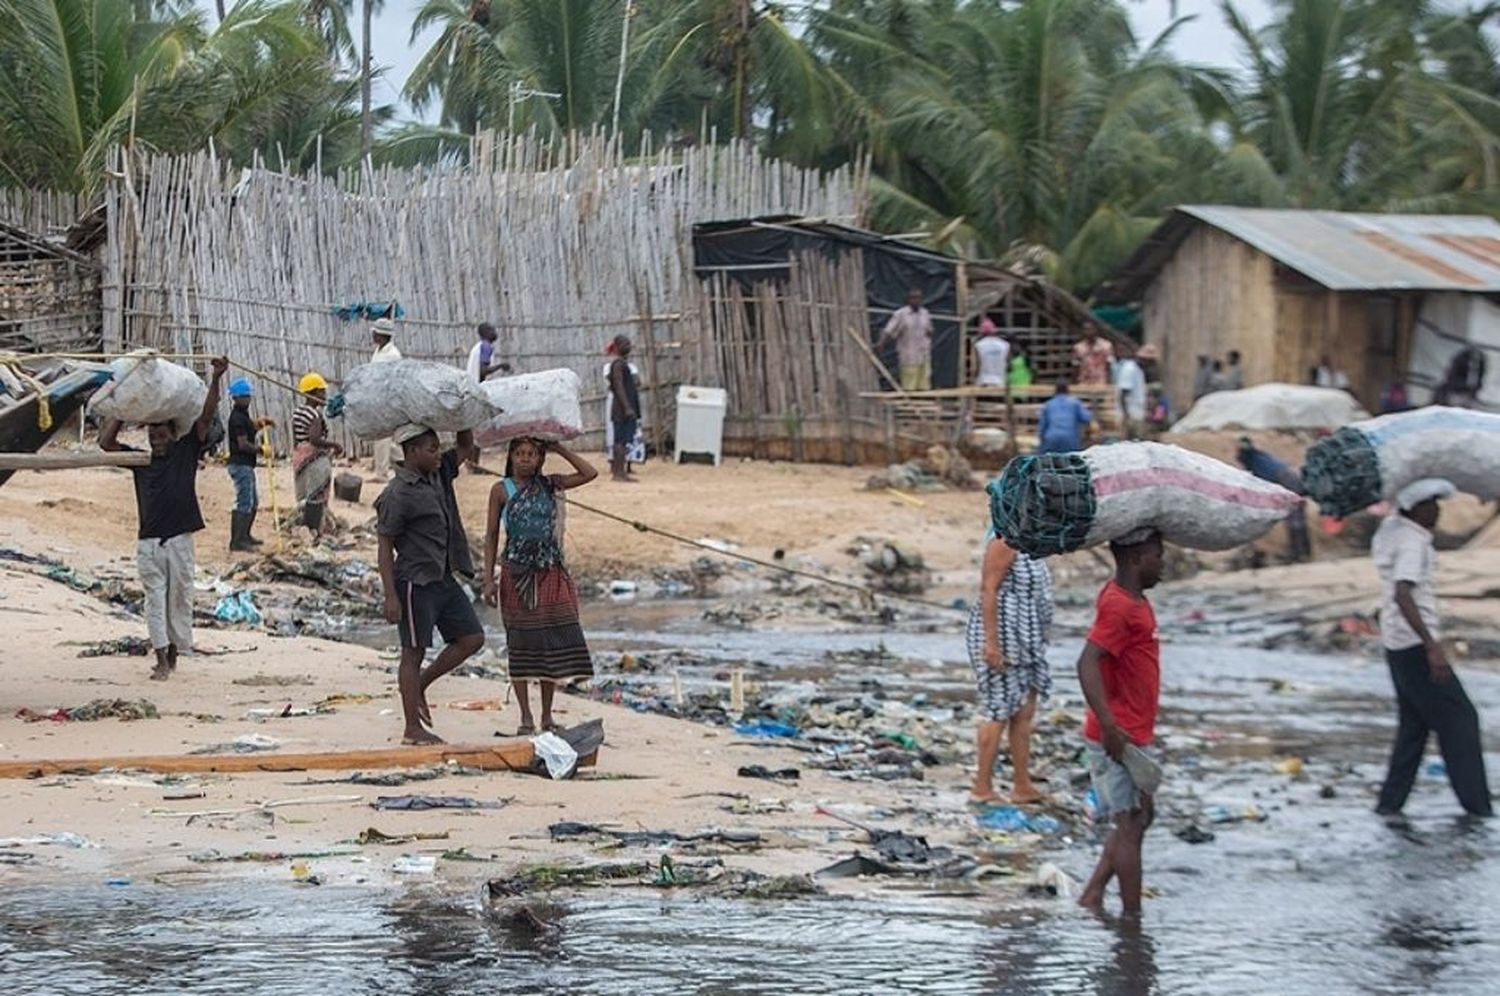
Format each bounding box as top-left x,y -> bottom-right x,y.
1175,205 -> 1500,291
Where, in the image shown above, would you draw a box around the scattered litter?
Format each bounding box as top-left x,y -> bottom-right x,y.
450,699 -> 505,711
532,732 -> 580,780
0,832 -> 97,849
189,733 -> 280,755
737,765 -> 800,782
213,589 -> 263,626
233,674 -> 315,687
486,858 -> 813,898
1027,862 -> 1079,899
733,720 -> 800,739
243,703 -> 335,722
546,822 -> 762,849
358,827 -> 450,846
1276,757 -> 1305,777
1175,825 -> 1217,845
372,795 -> 506,812
975,806 -> 1063,834
16,698 -> 159,723
105,878 -> 131,888
70,636 -> 152,658
392,855 -> 438,875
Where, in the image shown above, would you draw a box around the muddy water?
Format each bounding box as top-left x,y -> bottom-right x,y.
5,598 -> 1500,994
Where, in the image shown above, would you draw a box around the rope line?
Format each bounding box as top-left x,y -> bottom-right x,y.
562,495 -> 966,616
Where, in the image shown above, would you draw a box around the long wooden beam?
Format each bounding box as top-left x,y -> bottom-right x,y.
0,450 -> 151,470
0,739 -> 597,779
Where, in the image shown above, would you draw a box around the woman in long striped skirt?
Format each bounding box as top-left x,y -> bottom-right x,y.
482,438 -> 598,735
967,531 -> 1054,805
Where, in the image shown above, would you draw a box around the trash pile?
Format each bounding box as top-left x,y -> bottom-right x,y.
15,698 -> 159,723
485,857 -> 820,900
866,445 -> 980,492
849,539 -> 931,595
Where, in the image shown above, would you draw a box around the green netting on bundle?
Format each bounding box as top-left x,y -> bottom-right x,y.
1302,426 -> 1382,519
987,453 -> 1097,557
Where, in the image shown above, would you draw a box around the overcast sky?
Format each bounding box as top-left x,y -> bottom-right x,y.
219,1 -> 1278,123
367,0 -> 1278,121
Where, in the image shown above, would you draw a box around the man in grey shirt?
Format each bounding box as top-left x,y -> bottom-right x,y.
1371,478 -> 1491,816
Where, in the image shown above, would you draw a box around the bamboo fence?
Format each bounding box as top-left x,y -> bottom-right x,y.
102,133 -> 866,449
0,189 -> 88,237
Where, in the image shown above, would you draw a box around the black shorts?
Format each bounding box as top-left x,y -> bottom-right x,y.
398,576 -> 483,651
613,417 -> 638,448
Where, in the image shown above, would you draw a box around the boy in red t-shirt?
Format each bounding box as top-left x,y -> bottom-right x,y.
1075,528 -> 1165,914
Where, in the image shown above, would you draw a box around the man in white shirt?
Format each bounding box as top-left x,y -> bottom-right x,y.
1371,478 -> 1491,817
370,318 -> 403,477
1114,344 -> 1152,439
973,318 -> 1009,387
878,289 -> 934,392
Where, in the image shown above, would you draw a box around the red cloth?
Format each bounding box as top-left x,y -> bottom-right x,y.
1082,581 -> 1161,747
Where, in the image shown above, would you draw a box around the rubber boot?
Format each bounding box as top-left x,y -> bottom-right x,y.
245,509 -> 264,547
304,502 -> 326,536
229,511 -> 255,552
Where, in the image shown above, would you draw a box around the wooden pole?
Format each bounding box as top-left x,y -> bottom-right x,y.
0,738 -> 595,780
0,451 -> 152,470
845,325 -> 906,397
639,285 -> 667,459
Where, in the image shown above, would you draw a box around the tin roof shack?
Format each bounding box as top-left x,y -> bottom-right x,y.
692,217 -> 1106,462
0,220 -> 101,355
1099,206 -> 1500,412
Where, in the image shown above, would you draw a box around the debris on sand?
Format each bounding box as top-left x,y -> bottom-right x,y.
69,636 -> 152,658
16,698 -> 159,723
485,857 -> 819,899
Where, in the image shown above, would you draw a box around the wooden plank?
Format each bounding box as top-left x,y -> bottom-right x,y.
0,450 -> 151,470
0,738 -> 584,780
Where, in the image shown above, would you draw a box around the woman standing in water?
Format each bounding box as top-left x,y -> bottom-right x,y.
483,437 -> 599,735
967,530 -> 1054,804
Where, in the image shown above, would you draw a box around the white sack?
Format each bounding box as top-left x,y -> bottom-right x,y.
1170,383 -> 1369,433
1365,407 -> 1500,501
338,359 -> 503,440
1080,443 -> 1301,550
87,350 -> 206,437
473,369 -> 584,446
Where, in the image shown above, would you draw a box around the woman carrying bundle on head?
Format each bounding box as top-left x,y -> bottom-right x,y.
483,437 -> 599,735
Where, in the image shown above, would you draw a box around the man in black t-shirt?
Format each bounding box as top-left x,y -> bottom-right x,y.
101,357 -> 228,680
225,377 -> 273,551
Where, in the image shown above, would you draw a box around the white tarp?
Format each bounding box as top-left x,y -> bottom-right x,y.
338,360 -> 503,440
1409,293 -> 1500,411
86,351 -> 206,436
1170,383 -> 1369,433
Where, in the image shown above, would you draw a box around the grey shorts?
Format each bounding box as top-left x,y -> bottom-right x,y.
1086,742 -> 1153,819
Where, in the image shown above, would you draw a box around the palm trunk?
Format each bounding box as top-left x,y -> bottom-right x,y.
733,0 -> 753,140
215,0 -> 226,21
361,0 -> 374,162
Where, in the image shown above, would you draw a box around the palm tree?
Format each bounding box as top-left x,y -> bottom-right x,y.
360,0 -> 382,161
404,0 -> 507,135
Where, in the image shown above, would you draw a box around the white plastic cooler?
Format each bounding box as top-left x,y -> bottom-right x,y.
674,385 -> 727,466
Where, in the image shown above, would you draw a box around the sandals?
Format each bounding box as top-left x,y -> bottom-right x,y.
516,724 -> 537,737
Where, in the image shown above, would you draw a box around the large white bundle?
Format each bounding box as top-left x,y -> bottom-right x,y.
989,442 -> 1301,556
473,369 -> 584,446
1303,407 -> 1500,517
87,351 -> 206,436
1170,383 -> 1368,433
337,360 -> 504,440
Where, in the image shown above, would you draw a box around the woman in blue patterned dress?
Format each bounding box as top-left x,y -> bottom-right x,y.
967,531 -> 1054,804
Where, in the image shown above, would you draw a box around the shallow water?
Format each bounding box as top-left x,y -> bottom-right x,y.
6,598 -> 1500,995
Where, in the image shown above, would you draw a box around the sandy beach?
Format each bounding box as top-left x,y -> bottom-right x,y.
2,452 -> 1497,894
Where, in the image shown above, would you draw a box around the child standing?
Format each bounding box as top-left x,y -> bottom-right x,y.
1075,528 -> 1165,915
375,425 -> 485,745
482,437 -> 598,734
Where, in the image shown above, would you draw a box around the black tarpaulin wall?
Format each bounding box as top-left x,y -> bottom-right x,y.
693,218 -> 961,389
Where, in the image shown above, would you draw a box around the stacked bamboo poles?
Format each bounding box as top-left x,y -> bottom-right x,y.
101,133 -> 866,449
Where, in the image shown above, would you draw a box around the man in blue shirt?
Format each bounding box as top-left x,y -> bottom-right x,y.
1236,437 -> 1311,562
1038,379 -> 1092,453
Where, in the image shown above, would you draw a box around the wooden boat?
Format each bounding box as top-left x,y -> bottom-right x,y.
0,359 -> 112,488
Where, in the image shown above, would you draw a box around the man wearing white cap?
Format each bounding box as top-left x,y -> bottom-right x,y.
370,318 -> 403,477
1371,478 -> 1492,817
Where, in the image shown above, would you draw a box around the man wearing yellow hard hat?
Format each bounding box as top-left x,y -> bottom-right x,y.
291,372 -> 343,537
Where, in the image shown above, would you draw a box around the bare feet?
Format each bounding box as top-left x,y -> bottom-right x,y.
1077,890 -> 1105,909
417,690 -> 432,727
967,792 -> 1004,806
1010,788 -> 1048,805
402,727 -> 445,746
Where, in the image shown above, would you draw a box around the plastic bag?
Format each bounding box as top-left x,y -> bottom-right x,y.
1302,407 -> 1500,518
87,350 -> 206,437
337,359 -> 503,440
990,442 -> 1300,556
474,369 -> 584,446
531,732 -> 580,780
